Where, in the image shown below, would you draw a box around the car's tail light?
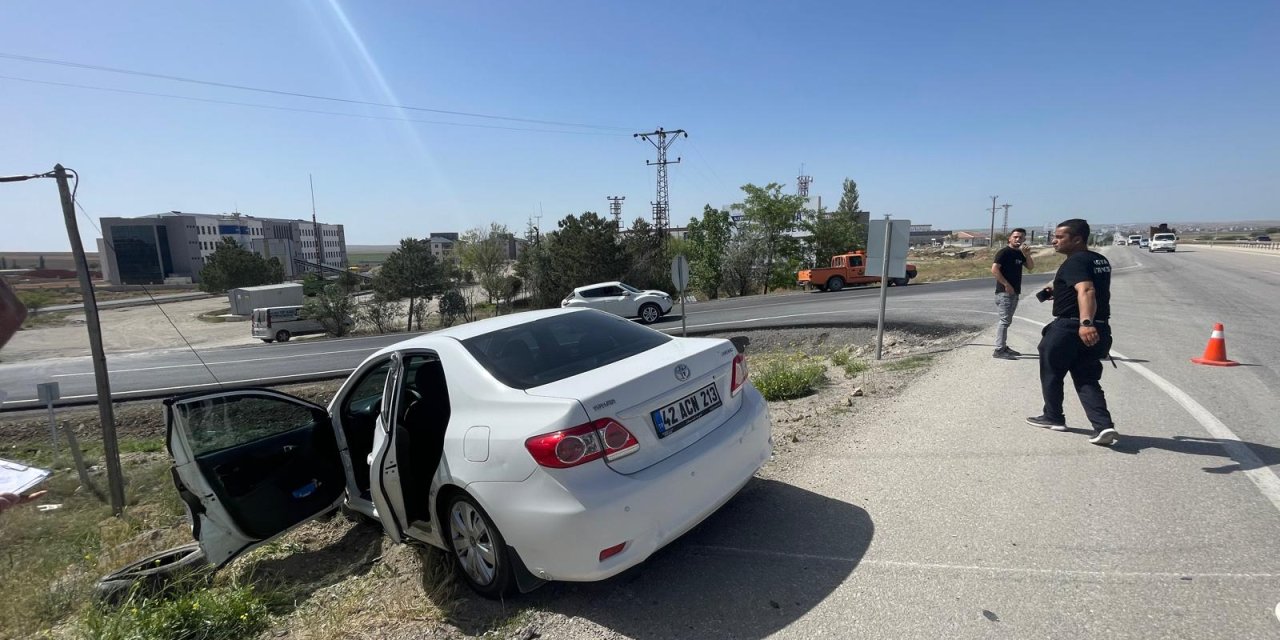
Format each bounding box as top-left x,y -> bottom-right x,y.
525,418 -> 639,468
730,353 -> 749,396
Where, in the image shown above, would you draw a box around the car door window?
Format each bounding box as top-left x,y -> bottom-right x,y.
171,392 -> 343,540
338,359 -> 392,495
581,287 -> 607,299
851,256 -> 863,267
180,394 -> 319,457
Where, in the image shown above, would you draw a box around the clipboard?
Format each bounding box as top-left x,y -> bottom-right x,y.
0,458 -> 51,495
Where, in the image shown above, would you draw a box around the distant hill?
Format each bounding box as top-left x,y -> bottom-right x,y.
347,245 -> 398,253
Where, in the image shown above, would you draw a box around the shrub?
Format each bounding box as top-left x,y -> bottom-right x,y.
883,355 -> 933,371
752,357 -> 827,401
79,581 -> 270,640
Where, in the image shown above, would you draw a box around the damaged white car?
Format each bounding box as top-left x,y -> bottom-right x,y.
159,308 -> 772,597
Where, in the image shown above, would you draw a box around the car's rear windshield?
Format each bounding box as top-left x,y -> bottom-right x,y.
460,310 -> 672,390
1154,234 -> 1175,240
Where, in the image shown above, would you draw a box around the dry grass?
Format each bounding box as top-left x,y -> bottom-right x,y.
910,247 -> 1065,283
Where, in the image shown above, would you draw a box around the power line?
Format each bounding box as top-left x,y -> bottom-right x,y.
0,75 -> 629,136
0,52 -> 633,131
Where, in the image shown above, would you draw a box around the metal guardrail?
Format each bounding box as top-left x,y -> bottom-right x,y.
1182,241 -> 1280,251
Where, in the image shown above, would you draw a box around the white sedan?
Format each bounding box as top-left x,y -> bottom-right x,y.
164,308 -> 771,598
561,281 -> 674,324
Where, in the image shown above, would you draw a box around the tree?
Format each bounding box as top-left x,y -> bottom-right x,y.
543,212 -> 628,303
302,284 -> 355,337
837,179 -> 868,253
0,257 -> 6,269
739,183 -> 806,294
374,238 -> 447,331
17,290 -> 55,316
457,223 -> 512,304
721,223 -> 764,297
197,238 -> 284,293
356,293 -> 404,334
685,205 -> 732,298
621,218 -> 668,291
302,272 -> 327,297
37,256 -> 46,269
438,288 -> 468,327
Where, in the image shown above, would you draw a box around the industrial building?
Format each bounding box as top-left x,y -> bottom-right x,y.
97,211 -> 347,285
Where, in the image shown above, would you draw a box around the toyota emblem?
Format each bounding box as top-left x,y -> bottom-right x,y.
674,364 -> 691,381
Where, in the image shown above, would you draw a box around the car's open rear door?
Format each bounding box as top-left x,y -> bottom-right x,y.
368,352 -> 409,543
165,389 -> 346,568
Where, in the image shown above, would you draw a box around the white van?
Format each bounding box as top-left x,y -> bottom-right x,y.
251,306 -> 327,343
1128,235 -> 1142,245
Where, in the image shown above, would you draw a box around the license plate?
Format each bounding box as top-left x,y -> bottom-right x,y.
652,382 -> 722,438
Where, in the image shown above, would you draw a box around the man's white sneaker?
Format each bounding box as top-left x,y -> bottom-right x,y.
1089,428 -> 1119,446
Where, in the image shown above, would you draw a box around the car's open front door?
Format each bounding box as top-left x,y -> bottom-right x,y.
368,352 -> 409,543
165,389 -> 346,568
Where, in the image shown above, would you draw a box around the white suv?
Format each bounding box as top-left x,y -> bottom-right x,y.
1149,233 -> 1177,252
562,282 -> 673,324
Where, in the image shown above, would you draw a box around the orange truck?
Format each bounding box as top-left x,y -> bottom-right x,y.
797,250 -> 918,292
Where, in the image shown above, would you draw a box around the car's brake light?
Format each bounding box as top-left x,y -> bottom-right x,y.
730,353 -> 749,396
525,418 -> 639,468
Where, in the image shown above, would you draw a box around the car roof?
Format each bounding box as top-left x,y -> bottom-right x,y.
573,281 -> 623,293
369,307 -> 592,356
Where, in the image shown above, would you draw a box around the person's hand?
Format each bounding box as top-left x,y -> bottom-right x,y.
1079,325 -> 1100,347
0,490 -> 47,514
1004,283 -> 1015,295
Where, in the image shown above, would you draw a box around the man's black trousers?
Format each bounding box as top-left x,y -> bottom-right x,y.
1038,317 -> 1114,432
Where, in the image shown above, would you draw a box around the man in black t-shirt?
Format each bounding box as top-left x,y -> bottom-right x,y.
990,228 -> 1034,359
1027,219 -> 1119,446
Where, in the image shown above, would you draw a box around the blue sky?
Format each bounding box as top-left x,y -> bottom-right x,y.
2,0 -> 1277,251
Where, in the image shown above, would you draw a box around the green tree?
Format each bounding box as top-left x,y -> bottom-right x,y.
438,288 -> 468,327
837,178 -> 867,249
685,205 -> 732,298
0,257 -> 6,269
721,222 -> 764,297
541,212 -> 628,303
198,238 -> 284,293
457,223 -> 512,304
301,272 -> 327,297
621,218 -> 668,291
37,256 -> 46,269
302,284 -> 355,337
803,200 -> 864,268
374,238 -> 447,331
356,293 -> 404,333
739,183 -> 806,294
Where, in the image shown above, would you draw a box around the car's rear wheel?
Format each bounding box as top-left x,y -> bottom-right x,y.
275,330 -> 291,342
445,494 -> 515,599
826,276 -> 845,292
891,277 -> 909,287
261,338 -> 274,343
639,303 -> 662,324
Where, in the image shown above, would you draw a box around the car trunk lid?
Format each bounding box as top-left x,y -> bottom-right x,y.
525,337 -> 743,474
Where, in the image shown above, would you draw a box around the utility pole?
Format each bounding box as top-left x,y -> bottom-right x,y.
989,195 -> 999,249
55,165 -> 126,515
634,128 -> 687,237
1001,203 -> 1012,236
607,196 -> 625,231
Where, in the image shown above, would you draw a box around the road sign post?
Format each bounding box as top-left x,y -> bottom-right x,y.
37,382 -> 61,462
671,254 -> 690,337
866,216 -> 912,360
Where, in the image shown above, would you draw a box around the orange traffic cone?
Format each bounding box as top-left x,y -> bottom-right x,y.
1191,323 -> 1238,367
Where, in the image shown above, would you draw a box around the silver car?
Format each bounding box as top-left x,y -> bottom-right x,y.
561,282 -> 673,324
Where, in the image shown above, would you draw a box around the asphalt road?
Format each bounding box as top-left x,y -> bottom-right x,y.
513,244 -> 1280,639
0,275 -> 1047,410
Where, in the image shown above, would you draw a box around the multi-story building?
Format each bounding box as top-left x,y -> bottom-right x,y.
98,211 -> 346,285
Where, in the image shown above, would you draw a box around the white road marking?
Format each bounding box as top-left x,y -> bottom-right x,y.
1017,316 -> 1280,516
1274,601 -> 1279,625
51,347 -> 375,378
688,544 -> 1280,579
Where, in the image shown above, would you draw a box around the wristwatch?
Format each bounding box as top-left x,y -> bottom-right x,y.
1081,319 -> 1094,327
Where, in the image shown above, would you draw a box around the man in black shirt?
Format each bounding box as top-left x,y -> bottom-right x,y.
991,228 -> 1034,359
1027,218 -> 1119,446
